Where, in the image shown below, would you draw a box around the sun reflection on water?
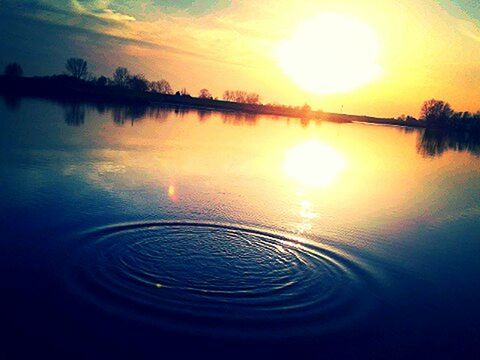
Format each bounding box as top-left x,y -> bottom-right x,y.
296,198 -> 318,234
284,140 -> 347,188
283,141 -> 346,234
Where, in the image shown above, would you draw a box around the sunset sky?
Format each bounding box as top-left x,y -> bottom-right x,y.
1,0 -> 479,117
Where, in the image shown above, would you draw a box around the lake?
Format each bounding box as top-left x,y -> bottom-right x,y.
1,98 -> 479,359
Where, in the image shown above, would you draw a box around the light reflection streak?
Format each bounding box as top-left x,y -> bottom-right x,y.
283,140 -> 347,188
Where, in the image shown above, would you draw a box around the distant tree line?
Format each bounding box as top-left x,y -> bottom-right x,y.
262,102 -> 313,116
2,59 -> 267,105
94,65 -> 172,95
199,88 -> 212,99
3,62 -> 23,77
400,99 -> 480,133
7,58 -> 479,135
222,90 -> 260,105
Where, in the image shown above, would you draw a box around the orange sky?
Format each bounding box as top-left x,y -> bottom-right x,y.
1,0 -> 480,117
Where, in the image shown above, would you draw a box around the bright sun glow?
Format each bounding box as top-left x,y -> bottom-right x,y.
276,13 -> 381,94
284,141 -> 347,188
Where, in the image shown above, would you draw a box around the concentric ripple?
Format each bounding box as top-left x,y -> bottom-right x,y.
70,221 -> 380,339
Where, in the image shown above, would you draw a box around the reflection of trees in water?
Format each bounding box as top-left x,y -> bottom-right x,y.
197,109 -> 212,122
402,126 -> 416,134
300,118 -> 311,127
94,102 -> 106,114
417,128 -> 480,157
64,103 -> 86,126
110,105 -> 180,125
111,105 -> 148,126
2,95 -> 21,110
221,112 -> 258,126
24,98 -> 480,160
62,102 -> 179,126
173,107 -> 189,118
147,107 -> 172,122
8,98 -> 261,128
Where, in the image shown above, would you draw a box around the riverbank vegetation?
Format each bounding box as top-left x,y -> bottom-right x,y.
2,59 -> 479,133
419,99 -> 480,133
1,58 -> 324,120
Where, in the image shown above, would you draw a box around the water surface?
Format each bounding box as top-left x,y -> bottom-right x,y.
1,99 -> 479,358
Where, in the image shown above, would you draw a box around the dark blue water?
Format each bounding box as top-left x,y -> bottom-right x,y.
1,98 -> 480,359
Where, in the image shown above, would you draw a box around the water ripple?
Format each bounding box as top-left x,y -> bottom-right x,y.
69,221 -> 381,339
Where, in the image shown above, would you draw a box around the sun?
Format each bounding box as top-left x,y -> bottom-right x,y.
276,13 -> 381,95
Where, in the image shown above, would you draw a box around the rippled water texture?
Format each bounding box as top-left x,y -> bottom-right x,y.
72,222 -> 377,338
1,99 -> 480,358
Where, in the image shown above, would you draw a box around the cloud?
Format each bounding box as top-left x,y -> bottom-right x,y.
97,9 -> 136,22
457,18 -> 480,42
1,0 -> 267,67
436,0 -> 480,43
3,0 -> 137,25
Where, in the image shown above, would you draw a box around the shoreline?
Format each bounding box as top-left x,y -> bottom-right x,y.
0,75 -> 423,129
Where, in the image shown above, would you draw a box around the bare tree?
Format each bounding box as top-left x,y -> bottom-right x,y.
113,67 -> 130,87
223,90 -> 260,103
66,58 -> 88,79
150,79 -> 173,94
301,103 -> 312,113
180,87 -> 189,96
233,90 -> 246,103
159,80 -> 173,94
4,63 -> 23,77
245,92 -> 260,104
420,99 -> 454,128
199,88 -> 212,99
223,90 -> 233,101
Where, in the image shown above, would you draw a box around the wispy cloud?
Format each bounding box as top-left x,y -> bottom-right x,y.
457,18 -> 480,42
3,0 -> 136,25
2,0 -> 269,68
436,0 -> 480,43
97,9 -> 136,22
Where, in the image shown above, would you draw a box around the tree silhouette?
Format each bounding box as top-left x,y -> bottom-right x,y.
66,58 -> 88,79
199,88 -> 212,99
150,79 -> 173,94
223,90 -> 233,101
233,90 -> 247,103
64,103 -> 85,126
96,76 -> 108,87
420,99 -> 453,128
4,63 -> 23,77
180,88 -> 189,96
223,90 -> 260,104
246,93 -> 260,104
113,67 -> 130,87
128,74 -> 148,92
300,103 -> 312,115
